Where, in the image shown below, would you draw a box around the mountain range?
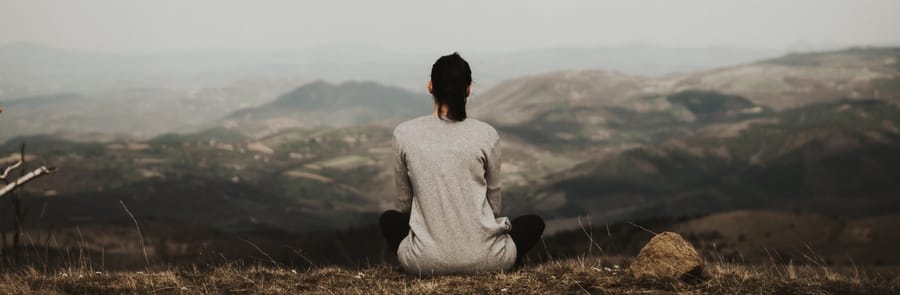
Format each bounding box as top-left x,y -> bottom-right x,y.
1,46 -> 899,267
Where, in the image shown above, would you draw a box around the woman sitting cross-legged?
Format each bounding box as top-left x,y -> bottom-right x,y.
379,52 -> 545,276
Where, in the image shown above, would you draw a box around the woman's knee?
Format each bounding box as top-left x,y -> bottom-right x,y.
380,210 -> 409,226
514,214 -> 545,230
380,210 -> 398,221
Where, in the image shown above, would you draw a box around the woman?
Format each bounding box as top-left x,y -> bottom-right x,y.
379,52 -> 545,276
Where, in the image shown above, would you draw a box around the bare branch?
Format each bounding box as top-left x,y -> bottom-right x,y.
0,160 -> 23,180
0,166 -> 57,197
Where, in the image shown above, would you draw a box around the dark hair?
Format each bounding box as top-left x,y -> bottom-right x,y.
430,52 -> 472,122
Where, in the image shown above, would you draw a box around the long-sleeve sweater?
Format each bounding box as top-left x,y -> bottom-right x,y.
392,113 -> 516,276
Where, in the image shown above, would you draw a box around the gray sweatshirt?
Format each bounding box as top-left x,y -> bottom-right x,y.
392,114 -> 516,275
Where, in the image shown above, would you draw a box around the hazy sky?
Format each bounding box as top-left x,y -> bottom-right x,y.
2,0 -> 899,54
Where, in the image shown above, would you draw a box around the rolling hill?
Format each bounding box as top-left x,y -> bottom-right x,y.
521,99 -> 900,223
222,80 -> 432,137
468,47 -> 900,152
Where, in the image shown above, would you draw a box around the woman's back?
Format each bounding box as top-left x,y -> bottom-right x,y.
392,114 -> 516,275
378,52 -> 542,276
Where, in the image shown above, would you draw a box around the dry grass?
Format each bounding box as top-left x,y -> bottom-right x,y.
2,212 -> 897,294
1,256 -> 897,294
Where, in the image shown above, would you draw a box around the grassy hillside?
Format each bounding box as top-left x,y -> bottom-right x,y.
0,258 -> 895,294
3,47 -> 900,277
506,98 -> 900,223
1,124 -> 390,236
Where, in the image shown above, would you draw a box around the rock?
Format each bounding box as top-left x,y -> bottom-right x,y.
629,232 -> 704,281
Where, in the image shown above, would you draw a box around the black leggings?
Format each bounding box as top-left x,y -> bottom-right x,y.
379,210 -> 545,265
